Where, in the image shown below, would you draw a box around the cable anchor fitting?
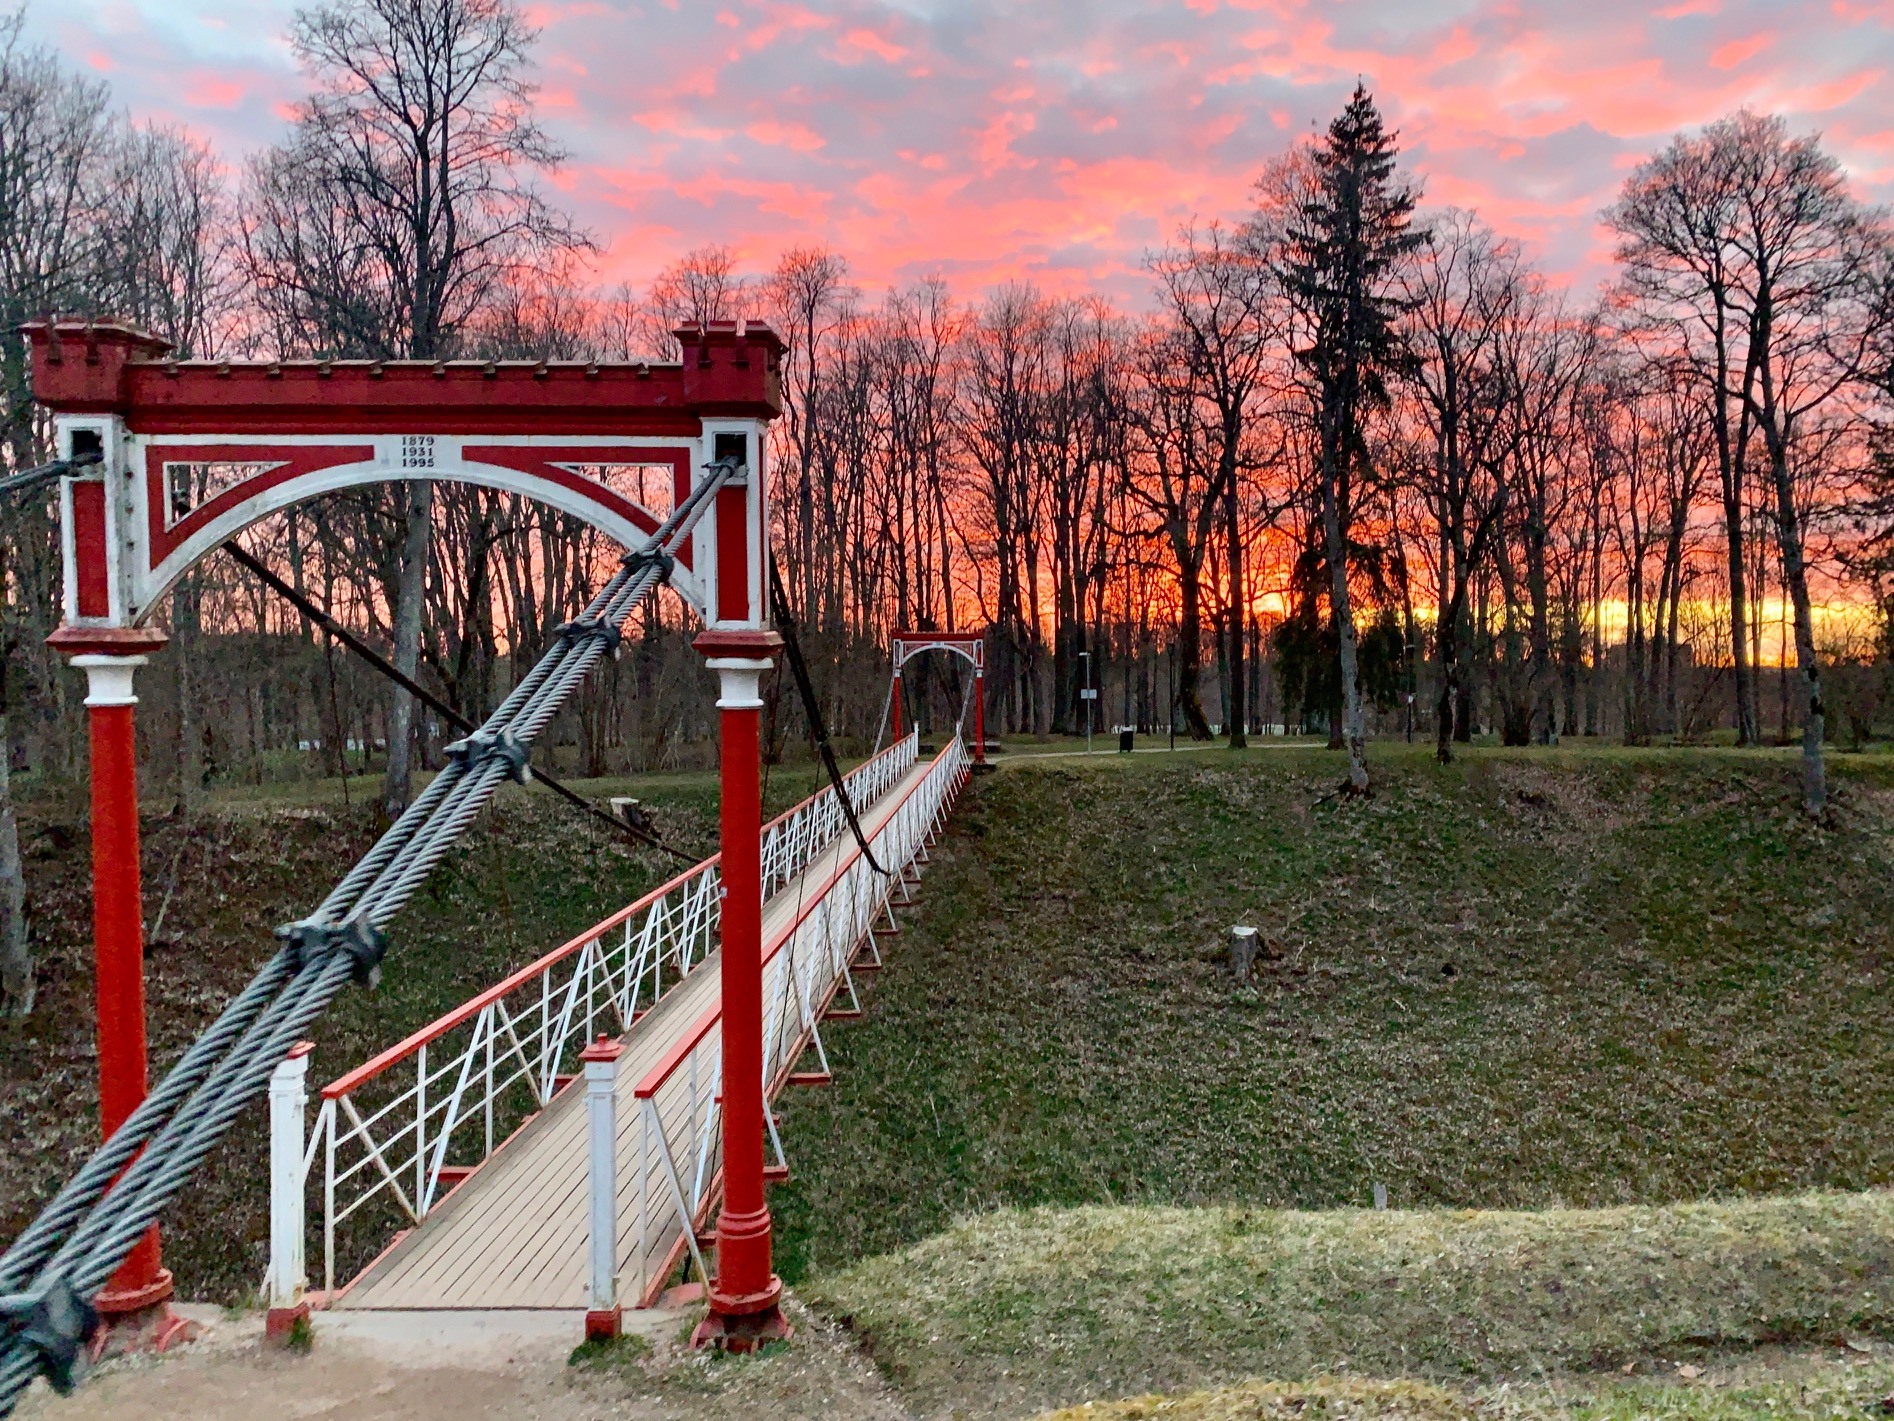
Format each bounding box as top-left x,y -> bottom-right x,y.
0,1279 -> 99,1394
276,915 -> 389,989
620,546 -> 675,582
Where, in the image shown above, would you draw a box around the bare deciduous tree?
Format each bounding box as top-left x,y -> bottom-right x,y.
247,0 -> 590,816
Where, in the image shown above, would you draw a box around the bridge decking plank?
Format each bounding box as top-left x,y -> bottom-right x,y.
334,758 -> 931,1311
349,960 -> 712,1307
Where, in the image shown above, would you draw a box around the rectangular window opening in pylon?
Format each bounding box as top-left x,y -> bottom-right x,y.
163,460 -> 285,528
563,463 -> 677,519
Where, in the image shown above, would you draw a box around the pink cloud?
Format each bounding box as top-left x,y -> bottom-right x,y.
835,26 -> 906,64
744,119 -> 827,151
1710,32 -> 1774,68
22,0 -> 1894,309
158,69 -> 253,112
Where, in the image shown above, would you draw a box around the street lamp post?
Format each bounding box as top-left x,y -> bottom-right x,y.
1080,651 -> 1093,754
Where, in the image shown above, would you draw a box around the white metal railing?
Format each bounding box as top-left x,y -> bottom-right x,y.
626,731 -> 970,1304
271,733 -> 922,1302
761,733 -> 915,900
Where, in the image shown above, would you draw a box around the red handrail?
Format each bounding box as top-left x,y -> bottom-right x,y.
634,745 -> 962,1099
318,735 -> 918,1100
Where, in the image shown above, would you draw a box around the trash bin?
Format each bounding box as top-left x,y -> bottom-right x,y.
1118,729 -> 1134,754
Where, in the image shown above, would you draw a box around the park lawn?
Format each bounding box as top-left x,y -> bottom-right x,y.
807,1193 -> 1894,1417
759,742 -> 1894,1410
772,744 -> 1894,1278
1021,1361 -> 1894,1421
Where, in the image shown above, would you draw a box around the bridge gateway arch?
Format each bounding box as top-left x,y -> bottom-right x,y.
0,316 -> 967,1380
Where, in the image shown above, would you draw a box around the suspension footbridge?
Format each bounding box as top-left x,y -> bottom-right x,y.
0,317 -> 984,1412
312,733 -> 961,1314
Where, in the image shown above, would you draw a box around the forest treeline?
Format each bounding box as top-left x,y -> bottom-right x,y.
5,0 -> 1894,830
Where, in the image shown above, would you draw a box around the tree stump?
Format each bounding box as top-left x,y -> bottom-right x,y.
1229,925 -> 1258,984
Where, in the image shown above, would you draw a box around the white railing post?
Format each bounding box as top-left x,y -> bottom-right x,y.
266,1040 -> 314,1343
582,1034 -> 625,1341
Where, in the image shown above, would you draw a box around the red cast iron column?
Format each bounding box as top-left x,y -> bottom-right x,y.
49,626 -> 193,1344
690,628 -> 788,1351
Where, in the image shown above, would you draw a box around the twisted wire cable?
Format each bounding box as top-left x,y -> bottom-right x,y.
0,459 -> 735,1413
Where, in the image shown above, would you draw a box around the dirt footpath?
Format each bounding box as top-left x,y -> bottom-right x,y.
14,1299 -> 910,1421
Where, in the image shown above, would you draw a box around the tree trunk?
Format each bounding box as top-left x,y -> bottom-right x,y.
1769,452 -> 1825,815
1224,446 -> 1247,748
383,480 -> 435,818
1436,595 -> 1465,766
1321,449 -> 1368,792
175,569 -> 203,817
1176,565 -> 1213,740
1720,462 -> 1758,746
0,546 -> 30,1017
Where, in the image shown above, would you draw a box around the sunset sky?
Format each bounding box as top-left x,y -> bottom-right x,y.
21,0 -> 1894,307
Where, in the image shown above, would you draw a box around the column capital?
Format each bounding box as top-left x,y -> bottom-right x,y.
580,1034 -> 624,1064
69,654 -> 149,708
692,628 -> 783,663
53,625 -> 168,708
580,1034 -> 623,1083
48,625 -> 169,659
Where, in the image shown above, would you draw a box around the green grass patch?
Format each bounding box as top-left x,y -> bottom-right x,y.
1031,1364 -> 1894,1421
771,744 -> 1894,1285
1035,1377 -> 1476,1420
567,1331 -> 653,1370
809,1193 -> 1894,1415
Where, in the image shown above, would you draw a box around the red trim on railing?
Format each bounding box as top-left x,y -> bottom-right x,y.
321,859 -> 711,1099
318,734 -> 920,1101
633,745 -> 964,1099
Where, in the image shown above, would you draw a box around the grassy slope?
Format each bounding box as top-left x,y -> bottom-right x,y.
0,760 -> 835,1303
771,745 -> 1894,1283
810,1194 -> 1894,1415
760,744 -> 1894,1414
1028,1363 -> 1894,1421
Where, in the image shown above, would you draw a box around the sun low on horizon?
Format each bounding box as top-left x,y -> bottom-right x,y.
26,0 -> 1894,306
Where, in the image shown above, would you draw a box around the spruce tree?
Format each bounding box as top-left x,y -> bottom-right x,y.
1282,84 -> 1424,793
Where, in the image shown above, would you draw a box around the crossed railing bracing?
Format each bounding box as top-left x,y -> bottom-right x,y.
301,734 -> 922,1298
0,460 -> 739,1411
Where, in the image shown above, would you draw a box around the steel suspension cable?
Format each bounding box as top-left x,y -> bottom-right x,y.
224,543 -> 701,864
0,450 -> 101,502
765,554 -> 886,878
0,457 -> 737,1412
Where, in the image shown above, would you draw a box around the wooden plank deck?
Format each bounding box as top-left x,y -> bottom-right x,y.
334,756 -> 932,1311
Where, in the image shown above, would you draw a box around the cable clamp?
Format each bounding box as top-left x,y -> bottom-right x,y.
0,1279 -> 99,1394
275,915 -> 389,989
555,616 -> 623,655
442,726 -> 532,784
620,546 -> 675,582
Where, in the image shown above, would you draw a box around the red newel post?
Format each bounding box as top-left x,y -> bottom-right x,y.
891,668 -> 904,741
691,628 -> 789,1352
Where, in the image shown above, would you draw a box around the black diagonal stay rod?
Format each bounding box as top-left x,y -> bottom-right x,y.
223,542 -> 701,865
767,553 -> 887,877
